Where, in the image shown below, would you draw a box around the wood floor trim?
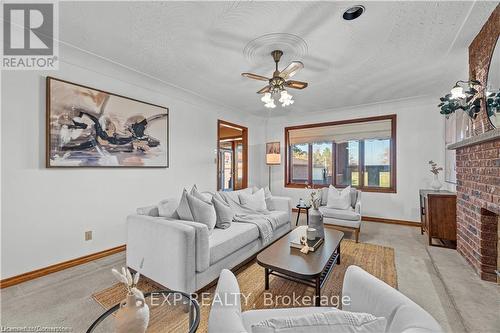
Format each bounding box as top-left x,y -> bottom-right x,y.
292,208 -> 420,227
0,245 -> 126,289
362,216 -> 420,227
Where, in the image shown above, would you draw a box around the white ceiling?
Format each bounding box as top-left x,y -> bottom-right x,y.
59,1 -> 498,117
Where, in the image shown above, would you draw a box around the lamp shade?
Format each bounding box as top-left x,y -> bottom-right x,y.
266,153 -> 281,165
266,142 -> 281,165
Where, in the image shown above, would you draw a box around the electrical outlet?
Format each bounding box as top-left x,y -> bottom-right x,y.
85,231 -> 93,241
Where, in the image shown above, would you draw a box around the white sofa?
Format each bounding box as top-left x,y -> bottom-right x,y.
126,190 -> 292,293
209,266 -> 442,333
319,187 -> 362,242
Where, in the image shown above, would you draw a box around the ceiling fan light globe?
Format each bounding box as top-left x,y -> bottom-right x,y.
451,86 -> 465,99
279,90 -> 293,103
264,101 -> 276,108
261,92 -> 273,103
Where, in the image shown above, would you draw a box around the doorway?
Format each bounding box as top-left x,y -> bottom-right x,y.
217,120 -> 248,191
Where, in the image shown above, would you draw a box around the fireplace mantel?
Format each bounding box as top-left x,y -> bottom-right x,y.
447,128 -> 500,150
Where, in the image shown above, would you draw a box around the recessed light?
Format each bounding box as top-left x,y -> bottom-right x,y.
343,5 -> 365,21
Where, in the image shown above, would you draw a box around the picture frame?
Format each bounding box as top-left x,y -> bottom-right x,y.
46,77 -> 169,167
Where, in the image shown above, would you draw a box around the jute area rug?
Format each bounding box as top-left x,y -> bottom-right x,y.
92,240 -> 397,333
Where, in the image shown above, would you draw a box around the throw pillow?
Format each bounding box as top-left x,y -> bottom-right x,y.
239,188 -> 267,211
212,195 -> 233,229
264,186 -> 272,199
176,188 -> 194,221
251,309 -> 387,333
186,193 -> 216,231
320,187 -> 329,206
326,185 -> 352,210
223,187 -> 253,204
213,191 -> 226,203
157,199 -> 180,218
191,185 -> 212,203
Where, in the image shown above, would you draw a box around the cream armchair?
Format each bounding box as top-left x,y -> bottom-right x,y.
318,188 -> 362,242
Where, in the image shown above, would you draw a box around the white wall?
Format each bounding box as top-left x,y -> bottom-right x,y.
0,46 -> 264,279
264,96 -> 446,222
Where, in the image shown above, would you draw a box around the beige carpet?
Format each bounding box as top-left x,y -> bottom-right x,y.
93,240 -> 397,332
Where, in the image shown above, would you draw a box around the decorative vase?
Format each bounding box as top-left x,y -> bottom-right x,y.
115,293 -> 150,333
457,111 -> 472,140
430,174 -> 442,191
308,208 -> 324,239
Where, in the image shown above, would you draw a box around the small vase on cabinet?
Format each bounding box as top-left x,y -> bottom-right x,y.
430,174 -> 442,191
115,293 -> 150,333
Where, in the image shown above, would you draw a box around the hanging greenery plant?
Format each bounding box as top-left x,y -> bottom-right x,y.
486,89 -> 500,117
438,80 -> 482,119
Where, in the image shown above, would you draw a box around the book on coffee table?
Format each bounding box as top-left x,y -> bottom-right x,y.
289,227 -> 324,251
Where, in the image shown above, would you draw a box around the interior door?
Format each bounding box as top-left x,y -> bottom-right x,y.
220,149 -> 233,191
234,140 -> 244,190
217,120 -> 248,191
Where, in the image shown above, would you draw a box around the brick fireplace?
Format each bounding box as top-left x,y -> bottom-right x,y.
452,6 -> 499,283
455,142 -> 499,282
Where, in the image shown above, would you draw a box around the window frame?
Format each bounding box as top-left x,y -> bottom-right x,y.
284,114 -> 397,193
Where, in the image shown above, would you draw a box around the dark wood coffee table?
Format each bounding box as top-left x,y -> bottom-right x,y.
257,227 -> 344,306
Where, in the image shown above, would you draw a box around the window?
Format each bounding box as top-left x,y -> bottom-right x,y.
312,142 -> 332,185
285,115 -> 396,192
364,139 -> 391,188
290,143 -> 308,184
336,140 -> 360,187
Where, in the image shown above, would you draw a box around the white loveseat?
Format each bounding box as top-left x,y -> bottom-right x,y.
126,189 -> 292,293
209,266 -> 442,333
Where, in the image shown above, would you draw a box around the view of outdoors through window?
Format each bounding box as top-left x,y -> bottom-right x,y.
336,140 -> 360,186
287,117 -> 394,190
291,144 -> 308,183
312,142 -> 332,185
364,139 -> 390,187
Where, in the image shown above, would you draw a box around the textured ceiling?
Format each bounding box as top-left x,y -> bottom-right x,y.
59,1 -> 498,117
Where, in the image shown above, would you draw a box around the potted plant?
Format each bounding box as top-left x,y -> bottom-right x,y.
111,267 -> 149,333
428,161 -> 443,191
305,186 -> 324,238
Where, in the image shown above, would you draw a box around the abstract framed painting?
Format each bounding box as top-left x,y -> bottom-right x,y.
46,77 -> 168,167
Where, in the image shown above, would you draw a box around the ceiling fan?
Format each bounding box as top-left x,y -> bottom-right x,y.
242,50 -> 308,94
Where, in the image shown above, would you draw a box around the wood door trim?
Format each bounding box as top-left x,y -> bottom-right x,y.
217,120 -> 248,190
0,245 -> 125,289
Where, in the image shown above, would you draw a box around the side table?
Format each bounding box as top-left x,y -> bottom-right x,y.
295,205 -> 311,226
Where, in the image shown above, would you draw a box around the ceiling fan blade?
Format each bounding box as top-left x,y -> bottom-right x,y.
286,80 -> 308,89
242,73 -> 270,82
257,85 -> 271,94
279,61 -> 304,79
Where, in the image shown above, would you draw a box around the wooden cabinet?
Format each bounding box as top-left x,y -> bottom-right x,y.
419,189 -> 457,248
